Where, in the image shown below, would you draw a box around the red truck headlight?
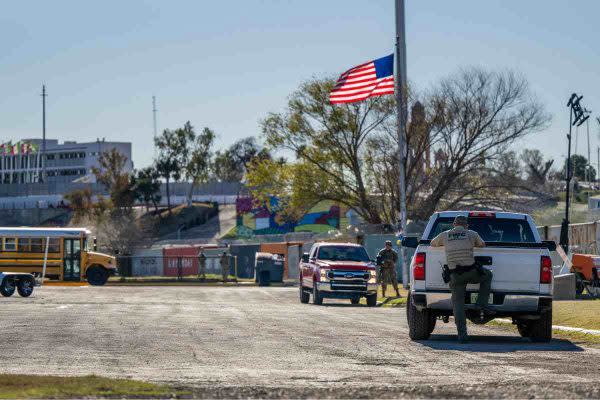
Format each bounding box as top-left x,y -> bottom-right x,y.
413,252 -> 426,280
540,255 -> 552,284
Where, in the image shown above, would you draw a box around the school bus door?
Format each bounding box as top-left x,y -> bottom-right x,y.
63,239 -> 81,281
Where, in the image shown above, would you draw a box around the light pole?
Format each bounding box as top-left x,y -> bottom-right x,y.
561,93 -> 590,253
394,0 -> 409,288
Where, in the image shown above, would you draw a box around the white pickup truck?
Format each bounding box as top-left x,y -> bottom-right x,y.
402,211 -> 554,342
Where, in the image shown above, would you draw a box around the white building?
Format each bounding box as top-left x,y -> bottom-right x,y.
0,138 -> 133,184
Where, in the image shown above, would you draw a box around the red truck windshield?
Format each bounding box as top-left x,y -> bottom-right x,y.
427,217 -> 536,243
317,246 -> 371,262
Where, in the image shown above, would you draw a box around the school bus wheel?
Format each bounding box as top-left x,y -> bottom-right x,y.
17,277 -> 35,297
0,278 -> 16,297
87,265 -> 109,286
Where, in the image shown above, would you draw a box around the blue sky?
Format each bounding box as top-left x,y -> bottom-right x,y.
1,1 -> 599,169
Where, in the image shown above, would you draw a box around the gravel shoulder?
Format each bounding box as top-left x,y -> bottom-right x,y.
1,286 -> 600,398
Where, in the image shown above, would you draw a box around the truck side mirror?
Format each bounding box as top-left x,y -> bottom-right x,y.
301,253 -> 309,263
93,236 -> 97,251
401,236 -> 419,248
542,240 -> 556,251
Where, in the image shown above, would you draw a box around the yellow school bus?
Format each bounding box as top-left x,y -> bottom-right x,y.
0,227 -> 117,285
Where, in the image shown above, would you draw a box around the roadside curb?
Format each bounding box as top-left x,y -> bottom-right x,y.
495,318 -> 600,336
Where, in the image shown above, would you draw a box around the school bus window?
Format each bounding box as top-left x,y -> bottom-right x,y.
17,238 -> 31,252
4,238 -> 16,251
30,238 -> 44,253
48,238 -> 60,253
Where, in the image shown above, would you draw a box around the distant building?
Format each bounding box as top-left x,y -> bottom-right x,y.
0,138 -> 133,184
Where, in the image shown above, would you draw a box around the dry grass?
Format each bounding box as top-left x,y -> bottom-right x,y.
0,374 -> 187,399
553,299 -> 600,330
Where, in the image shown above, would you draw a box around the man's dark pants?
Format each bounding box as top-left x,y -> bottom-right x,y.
449,267 -> 493,339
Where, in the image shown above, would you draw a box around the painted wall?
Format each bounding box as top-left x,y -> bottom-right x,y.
235,196 -> 360,236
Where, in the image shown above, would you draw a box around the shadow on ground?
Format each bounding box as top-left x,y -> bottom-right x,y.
419,334 -> 583,353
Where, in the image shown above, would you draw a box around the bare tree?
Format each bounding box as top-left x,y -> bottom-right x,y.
521,149 -> 554,185
368,68 -> 550,220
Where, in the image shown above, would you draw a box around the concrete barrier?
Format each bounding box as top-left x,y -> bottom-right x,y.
553,273 -> 576,300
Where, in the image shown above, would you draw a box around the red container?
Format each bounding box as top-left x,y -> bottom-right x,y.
163,246 -> 199,277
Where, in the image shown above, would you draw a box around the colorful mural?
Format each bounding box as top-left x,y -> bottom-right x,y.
235,196 -> 360,236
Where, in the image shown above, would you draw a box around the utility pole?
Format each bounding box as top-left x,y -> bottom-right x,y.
394,0 -> 409,288
585,108 -> 592,184
152,96 -> 158,159
561,94 -> 590,254
41,85 -> 47,183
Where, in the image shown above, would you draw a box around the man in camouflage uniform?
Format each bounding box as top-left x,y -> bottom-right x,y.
430,215 -> 493,343
377,240 -> 401,298
220,252 -> 229,283
198,249 -> 207,281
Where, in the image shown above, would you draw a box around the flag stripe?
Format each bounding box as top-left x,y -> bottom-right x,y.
329,54 -> 394,104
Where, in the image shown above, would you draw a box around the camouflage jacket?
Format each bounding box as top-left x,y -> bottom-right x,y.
377,248 -> 398,267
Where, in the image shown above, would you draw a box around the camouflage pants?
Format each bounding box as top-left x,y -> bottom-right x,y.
221,265 -> 229,282
379,263 -> 398,285
198,261 -> 206,279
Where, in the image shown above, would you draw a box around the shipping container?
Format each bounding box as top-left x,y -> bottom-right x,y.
131,248 -> 163,276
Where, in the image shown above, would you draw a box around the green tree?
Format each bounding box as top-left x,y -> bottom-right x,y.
259,78 -> 393,224
91,149 -> 134,209
563,154 -> 596,182
131,166 -> 162,213
185,127 -> 216,206
154,122 -> 193,214
213,137 -> 271,182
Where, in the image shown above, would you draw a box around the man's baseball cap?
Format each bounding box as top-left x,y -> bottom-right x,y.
454,215 -> 468,226
385,240 -> 392,245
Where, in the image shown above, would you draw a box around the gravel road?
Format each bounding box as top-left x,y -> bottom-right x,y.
1,286 -> 600,398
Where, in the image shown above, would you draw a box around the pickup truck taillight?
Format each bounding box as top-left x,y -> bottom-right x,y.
540,255 -> 552,284
413,252 -> 426,280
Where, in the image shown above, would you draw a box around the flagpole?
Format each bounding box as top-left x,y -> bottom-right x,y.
394,0 -> 410,288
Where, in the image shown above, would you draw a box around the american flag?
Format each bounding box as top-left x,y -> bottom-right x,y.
329,54 -> 395,104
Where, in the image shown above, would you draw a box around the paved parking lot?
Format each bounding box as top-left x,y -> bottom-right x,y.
1,286 -> 600,398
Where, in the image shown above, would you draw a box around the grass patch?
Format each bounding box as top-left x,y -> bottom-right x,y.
369,286 -> 409,307
553,299 -> 600,330
0,374 -> 188,399
488,320 -> 600,346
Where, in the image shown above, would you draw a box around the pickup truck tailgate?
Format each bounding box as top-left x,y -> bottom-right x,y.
424,246 -> 542,293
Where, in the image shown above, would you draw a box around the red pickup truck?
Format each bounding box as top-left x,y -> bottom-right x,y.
299,242 -> 378,306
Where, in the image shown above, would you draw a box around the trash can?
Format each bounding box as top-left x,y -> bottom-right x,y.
255,252 -> 284,286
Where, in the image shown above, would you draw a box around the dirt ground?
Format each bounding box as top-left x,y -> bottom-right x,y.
1,286 -> 600,399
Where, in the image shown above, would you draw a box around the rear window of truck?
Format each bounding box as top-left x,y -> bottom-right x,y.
317,246 -> 370,262
427,217 -> 536,243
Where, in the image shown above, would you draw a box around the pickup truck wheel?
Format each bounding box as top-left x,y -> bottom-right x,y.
351,297 -> 360,305
366,293 -> 377,307
528,308 -> 552,342
517,322 -> 531,338
407,293 -> 433,340
87,266 -> 109,286
312,284 -> 323,305
299,286 -> 310,304
17,278 -> 35,297
0,278 -> 16,297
